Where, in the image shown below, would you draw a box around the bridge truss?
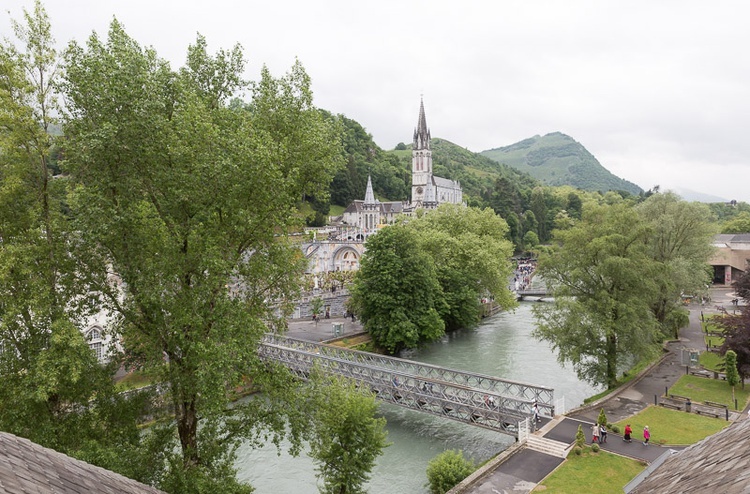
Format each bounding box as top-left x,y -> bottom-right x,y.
259,334 -> 554,437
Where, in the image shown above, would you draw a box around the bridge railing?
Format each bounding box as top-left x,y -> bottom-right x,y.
259,339 -> 533,435
262,333 -> 554,415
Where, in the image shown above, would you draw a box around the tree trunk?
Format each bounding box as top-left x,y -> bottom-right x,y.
606,332 -> 618,389
177,394 -> 200,467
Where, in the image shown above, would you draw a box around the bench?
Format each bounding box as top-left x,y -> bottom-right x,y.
704,401 -> 728,409
659,402 -> 682,411
695,409 -> 720,418
669,394 -> 691,402
689,370 -> 711,377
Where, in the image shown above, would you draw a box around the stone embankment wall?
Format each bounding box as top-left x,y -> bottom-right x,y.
291,289 -> 351,319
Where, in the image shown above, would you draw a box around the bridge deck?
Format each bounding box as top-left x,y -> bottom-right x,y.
260,334 -> 554,436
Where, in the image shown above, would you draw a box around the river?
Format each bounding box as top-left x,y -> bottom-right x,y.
235,302 -> 600,493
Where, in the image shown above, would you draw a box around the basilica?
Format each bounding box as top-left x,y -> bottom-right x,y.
341,99 -> 463,229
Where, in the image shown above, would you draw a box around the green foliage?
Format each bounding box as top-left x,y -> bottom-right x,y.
0,0 -> 153,480
408,204 -> 517,331
591,443 -> 600,453
62,20 -> 343,491
573,447 -> 582,456
725,350 -> 740,388
306,372 -> 389,494
610,424 -> 620,434
598,408 -> 608,427
575,424 -> 586,448
310,297 -> 324,318
718,308 -> 750,384
350,225 -> 446,353
425,449 -> 475,494
637,192 -> 717,339
533,202 -> 661,388
720,211 -> 750,233
481,132 -> 643,195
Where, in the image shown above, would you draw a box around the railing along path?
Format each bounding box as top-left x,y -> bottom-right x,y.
259,334 -> 554,437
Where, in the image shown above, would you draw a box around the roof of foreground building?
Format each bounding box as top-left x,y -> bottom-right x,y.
630,418 -> 750,494
0,432 -> 165,494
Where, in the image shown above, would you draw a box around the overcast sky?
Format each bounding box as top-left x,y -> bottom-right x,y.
5,0 -> 749,202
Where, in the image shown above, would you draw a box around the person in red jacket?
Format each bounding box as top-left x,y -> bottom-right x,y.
623,424 -> 632,442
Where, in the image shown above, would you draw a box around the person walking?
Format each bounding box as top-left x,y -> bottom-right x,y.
532,402 -> 541,423
643,426 -> 651,446
591,423 -> 600,444
623,424 -> 632,442
600,424 -> 607,443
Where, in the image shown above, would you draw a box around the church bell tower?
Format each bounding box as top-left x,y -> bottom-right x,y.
411,98 -> 432,207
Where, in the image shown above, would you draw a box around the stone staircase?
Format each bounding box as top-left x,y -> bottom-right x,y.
525,434 -> 571,458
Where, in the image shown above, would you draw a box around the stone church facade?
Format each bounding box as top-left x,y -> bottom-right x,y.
341,98 -> 463,229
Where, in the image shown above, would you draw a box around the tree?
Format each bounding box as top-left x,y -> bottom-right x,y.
306,372 -> 389,494
733,265 -> 750,303
408,205 -> 517,331
425,449 -> 475,494
637,192 -> 717,339
597,408 -> 608,427
533,202 -> 661,388
62,21 -> 343,491
718,307 -> 750,389
724,350 -> 740,404
575,424 -> 586,449
0,1 -> 151,479
721,211 -> 750,233
350,225 -> 446,354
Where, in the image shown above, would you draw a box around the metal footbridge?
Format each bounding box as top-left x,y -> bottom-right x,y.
259,334 -> 554,437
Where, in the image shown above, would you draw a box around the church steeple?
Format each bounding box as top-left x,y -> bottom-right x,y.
364,175 -> 376,205
413,98 -> 431,151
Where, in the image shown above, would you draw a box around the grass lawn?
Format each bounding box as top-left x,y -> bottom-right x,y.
115,370 -> 153,391
669,374 -> 750,409
699,351 -> 724,372
533,449 -> 644,493
612,405 -> 728,445
704,333 -> 724,348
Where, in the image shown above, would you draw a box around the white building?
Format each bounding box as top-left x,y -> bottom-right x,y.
341,98 -> 463,228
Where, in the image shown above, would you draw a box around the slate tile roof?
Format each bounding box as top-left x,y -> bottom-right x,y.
0,432 -> 165,494
630,418 -> 750,493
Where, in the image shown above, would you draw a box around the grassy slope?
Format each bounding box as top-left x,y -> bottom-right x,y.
480,132 -> 642,195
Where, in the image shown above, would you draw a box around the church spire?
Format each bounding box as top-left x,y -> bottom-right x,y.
364,175 -> 376,204
413,97 -> 431,150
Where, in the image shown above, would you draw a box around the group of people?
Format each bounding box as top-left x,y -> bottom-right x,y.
512,260 -> 536,292
593,423 -> 650,445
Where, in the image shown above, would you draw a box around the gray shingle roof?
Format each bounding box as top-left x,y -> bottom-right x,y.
0,432 -> 165,494
630,418 -> 750,494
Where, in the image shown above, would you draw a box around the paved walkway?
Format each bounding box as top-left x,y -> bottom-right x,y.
464,287 -> 742,494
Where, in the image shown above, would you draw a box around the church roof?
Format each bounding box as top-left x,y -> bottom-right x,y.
433,175 -> 460,189
629,418 -> 750,493
0,431 -> 165,494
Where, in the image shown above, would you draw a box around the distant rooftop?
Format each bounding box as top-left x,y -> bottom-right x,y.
0,432 -> 165,494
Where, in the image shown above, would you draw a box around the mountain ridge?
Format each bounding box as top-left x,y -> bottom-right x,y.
479,132 -> 643,195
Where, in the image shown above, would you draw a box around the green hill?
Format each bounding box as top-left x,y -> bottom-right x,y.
480,132 -> 643,195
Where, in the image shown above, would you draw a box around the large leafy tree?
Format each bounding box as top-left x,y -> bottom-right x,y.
0,1 -> 150,479
62,20 -> 343,491
409,204 -> 516,331
637,192 -> 716,338
350,224 -> 446,354
533,202 -> 661,388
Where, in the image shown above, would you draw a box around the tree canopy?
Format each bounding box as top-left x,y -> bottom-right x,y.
61,18 -> 343,491
533,202 -> 661,388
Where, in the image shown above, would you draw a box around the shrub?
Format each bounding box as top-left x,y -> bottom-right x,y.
610,424 -> 620,434
598,408 -> 608,427
591,444 -> 600,453
425,449 -> 475,494
573,447 -> 582,456
575,424 -> 585,448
